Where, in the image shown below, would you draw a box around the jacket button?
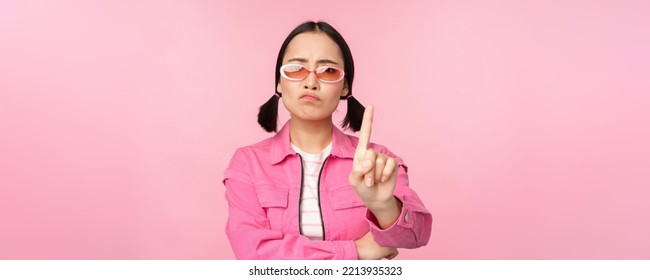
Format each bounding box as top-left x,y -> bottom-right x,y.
404,212 -> 410,222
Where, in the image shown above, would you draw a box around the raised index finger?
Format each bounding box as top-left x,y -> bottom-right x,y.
356,105 -> 374,155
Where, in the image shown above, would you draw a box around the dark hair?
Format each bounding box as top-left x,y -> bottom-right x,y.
257,21 -> 365,132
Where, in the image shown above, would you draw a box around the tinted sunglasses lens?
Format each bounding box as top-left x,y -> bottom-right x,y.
282,65 -> 308,80
316,67 -> 342,81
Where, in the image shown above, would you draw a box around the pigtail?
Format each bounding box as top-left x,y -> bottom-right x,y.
257,93 -> 280,132
341,95 -> 365,132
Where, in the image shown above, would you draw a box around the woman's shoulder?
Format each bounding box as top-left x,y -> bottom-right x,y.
342,133 -> 406,166
230,135 -> 276,158
343,133 -> 395,154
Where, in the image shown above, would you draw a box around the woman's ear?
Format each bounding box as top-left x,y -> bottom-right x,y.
276,83 -> 282,94
341,82 -> 349,97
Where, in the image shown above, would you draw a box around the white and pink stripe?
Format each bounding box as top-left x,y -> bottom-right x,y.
291,142 -> 332,241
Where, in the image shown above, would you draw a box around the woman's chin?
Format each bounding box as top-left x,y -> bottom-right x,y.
291,111 -> 331,122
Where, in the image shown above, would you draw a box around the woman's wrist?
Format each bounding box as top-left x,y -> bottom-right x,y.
367,196 -> 402,229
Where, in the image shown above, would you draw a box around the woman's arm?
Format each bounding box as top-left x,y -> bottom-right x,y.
364,160 -> 433,249
348,106 -> 433,249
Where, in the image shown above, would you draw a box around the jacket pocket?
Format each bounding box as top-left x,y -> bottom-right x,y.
330,187 -> 369,239
254,183 -> 289,231
331,187 -> 365,210
256,188 -> 289,208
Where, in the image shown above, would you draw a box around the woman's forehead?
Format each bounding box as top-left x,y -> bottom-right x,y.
283,32 -> 344,64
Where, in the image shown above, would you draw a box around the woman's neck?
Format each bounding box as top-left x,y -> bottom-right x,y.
289,117 -> 333,154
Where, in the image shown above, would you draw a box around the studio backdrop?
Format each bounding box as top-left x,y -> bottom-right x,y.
1,0 -> 649,259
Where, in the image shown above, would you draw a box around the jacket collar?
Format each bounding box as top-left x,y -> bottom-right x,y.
270,119 -> 357,164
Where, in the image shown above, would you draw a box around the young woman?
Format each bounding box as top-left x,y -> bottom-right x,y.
223,21 -> 432,260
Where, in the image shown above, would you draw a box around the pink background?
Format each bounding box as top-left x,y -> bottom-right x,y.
1,0 -> 649,259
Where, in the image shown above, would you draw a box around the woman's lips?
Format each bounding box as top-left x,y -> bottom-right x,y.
300,93 -> 320,102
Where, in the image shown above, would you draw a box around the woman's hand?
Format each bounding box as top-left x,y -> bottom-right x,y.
348,105 -> 402,228
354,231 -> 399,260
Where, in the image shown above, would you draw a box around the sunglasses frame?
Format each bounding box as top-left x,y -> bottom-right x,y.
279,64 -> 345,83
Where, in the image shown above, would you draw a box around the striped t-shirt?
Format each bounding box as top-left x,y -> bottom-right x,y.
291,142 -> 332,241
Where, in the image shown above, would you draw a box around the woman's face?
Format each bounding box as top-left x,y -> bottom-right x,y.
276,31 -> 349,122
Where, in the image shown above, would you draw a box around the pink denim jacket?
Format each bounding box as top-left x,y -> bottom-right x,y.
223,120 -> 432,259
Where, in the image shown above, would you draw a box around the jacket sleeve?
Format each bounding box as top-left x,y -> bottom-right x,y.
365,146 -> 433,249
223,149 -> 358,260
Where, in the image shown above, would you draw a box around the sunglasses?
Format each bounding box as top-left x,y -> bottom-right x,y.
279,64 -> 345,83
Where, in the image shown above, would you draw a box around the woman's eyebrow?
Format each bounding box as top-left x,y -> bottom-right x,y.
286,57 -> 341,65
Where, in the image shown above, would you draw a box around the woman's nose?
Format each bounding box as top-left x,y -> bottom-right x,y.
303,71 -> 319,90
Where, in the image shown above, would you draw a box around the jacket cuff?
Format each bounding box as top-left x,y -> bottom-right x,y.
365,196 -> 414,232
